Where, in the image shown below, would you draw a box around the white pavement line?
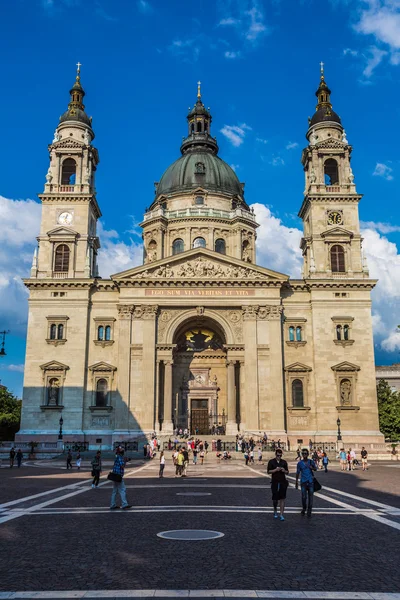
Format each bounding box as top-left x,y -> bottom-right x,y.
305,481 -> 398,511
0,480 -> 92,510
4,508 -> 363,516
0,591 -> 400,599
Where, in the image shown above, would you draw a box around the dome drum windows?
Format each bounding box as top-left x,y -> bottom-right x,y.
285,318 -> 307,348
332,316 -> 354,347
93,318 -> 115,347
192,237 -> 206,249
172,238 -> 184,255
215,238 -> 226,255
46,316 -> 68,346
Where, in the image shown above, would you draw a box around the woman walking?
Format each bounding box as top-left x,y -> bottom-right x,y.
76,451 -> 82,471
159,451 -> 165,478
91,451 -> 102,488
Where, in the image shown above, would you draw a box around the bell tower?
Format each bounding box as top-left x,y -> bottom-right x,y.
32,64 -> 101,280
299,64 -> 368,279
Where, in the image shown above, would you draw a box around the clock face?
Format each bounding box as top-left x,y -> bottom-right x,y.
327,211 -> 342,226
58,211 -> 73,225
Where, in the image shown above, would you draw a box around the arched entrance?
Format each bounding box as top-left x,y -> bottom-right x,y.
173,319 -> 227,434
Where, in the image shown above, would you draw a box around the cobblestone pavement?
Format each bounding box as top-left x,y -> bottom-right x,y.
1,455 -> 400,598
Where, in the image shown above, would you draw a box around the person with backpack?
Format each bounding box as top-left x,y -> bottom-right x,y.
109,447 -> 131,510
295,448 -> 317,517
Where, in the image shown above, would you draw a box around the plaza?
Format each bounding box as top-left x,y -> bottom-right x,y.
1,452 -> 400,599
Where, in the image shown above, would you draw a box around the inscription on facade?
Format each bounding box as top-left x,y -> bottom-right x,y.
146,289 -> 255,297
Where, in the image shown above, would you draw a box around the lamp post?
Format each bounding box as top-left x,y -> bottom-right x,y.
58,415 -> 64,441
336,417 -> 342,452
0,330 -> 10,357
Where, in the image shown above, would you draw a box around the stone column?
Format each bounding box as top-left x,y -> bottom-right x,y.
115,304 -> 133,439
226,359 -> 237,434
239,360 -> 245,431
163,360 -> 174,434
141,305 -> 158,431
242,305 -> 259,432
154,360 -> 161,433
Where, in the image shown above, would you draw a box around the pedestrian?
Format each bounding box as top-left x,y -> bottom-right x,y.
204,440 -> 209,453
193,449 -> 198,465
9,447 -> 15,468
16,449 -> 23,468
66,450 -> 73,469
347,449 -> 352,471
109,447 -> 131,510
258,447 -> 263,463
244,449 -> 249,465
91,451 -> 102,488
144,444 -> 147,458
176,449 -> 184,477
159,451 -> 165,478
76,451 -> 81,470
295,448 -> 317,517
267,448 -> 289,521
361,447 -> 368,471
339,448 -> 347,471
350,448 -> 356,470
200,450 -> 205,465
322,452 -> 329,473
249,449 -> 254,464
182,447 -> 189,477
296,446 -> 301,461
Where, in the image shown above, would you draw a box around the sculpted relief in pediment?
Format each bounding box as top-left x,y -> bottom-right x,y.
132,256 -> 265,280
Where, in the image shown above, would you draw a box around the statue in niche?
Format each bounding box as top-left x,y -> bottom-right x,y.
53,130 -> 60,143
242,244 -> 251,262
340,379 -> 352,406
148,249 -> 157,263
309,168 -> 316,183
348,166 -> 355,184
48,378 -> 60,405
84,130 -> 90,145
46,168 -> 53,184
342,130 -> 348,144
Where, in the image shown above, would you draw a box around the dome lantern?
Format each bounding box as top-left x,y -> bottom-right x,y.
308,62 -> 342,128
59,63 -> 92,128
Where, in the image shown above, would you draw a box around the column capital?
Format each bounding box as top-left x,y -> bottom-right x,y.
257,305 -> 283,320
117,304 -> 134,319
226,360 -> 236,368
242,305 -> 259,320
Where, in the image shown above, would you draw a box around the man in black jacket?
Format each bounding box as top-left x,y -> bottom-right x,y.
267,448 -> 289,521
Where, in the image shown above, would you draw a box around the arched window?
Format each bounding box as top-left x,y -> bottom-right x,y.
98,326 -> 104,341
172,239 -> 184,255
96,379 -> 108,407
324,158 -> 339,185
289,326 -> 295,342
215,239 -> 226,254
204,120 -> 208,133
190,123 -> 194,134
54,244 -> 70,272
57,324 -> 64,340
296,326 -> 302,342
105,326 -> 111,341
343,324 -> 349,340
197,121 -> 202,133
61,158 -> 76,185
331,245 -> 345,273
292,379 -> 304,407
50,324 -> 57,340
336,325 -> 342,340
193,237 -> 206,249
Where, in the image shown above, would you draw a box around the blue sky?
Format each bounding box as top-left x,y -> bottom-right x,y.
1,0 -> 400,397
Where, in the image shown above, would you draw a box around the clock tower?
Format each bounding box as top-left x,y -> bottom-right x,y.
299,65 -> 368,279
32,64 -> 101,280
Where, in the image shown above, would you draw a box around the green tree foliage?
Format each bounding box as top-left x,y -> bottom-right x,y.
0,385 -> 21,440
377,379 -> 400,441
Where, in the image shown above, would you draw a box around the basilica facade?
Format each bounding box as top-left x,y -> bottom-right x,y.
17,67 -> 383,448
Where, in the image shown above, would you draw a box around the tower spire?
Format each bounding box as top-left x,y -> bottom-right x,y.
181,82 -> 218,155
59,63 -> 92,127
315,61 -> 332,113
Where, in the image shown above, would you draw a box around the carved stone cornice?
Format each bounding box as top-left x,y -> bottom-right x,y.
132,305 -> 159,319
257,305 -> 283,320
117,304 -> 134,319
333,339 -> 355,347
286,341 -> 307,349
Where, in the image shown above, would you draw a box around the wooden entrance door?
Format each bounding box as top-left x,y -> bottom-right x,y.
191,399 -> 209,435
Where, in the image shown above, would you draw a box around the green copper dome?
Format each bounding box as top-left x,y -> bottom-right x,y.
156,86 -> 244,199
157,151 -> 243,197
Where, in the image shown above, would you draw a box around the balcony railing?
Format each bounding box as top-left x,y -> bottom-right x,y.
53,272 -> 69,279
325,185 -> 341,193
143,206 -> 256,222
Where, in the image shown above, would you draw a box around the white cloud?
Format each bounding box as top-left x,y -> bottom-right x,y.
0,364 -> 25,373
220,123 -> 252,147
343,47 -> 359,56
360,220 -> 400,233
218,17 -> 240,26
252,203 -> 303,276
363,46 -> 388,78
362,225 -> 400,355
230,164 -> 240,171
0,196 -> 41,336
97,221 -> 142,277
224,51 -> 241,59
373,162 -> 393,180
245,5 -> 267,42
270,156 -> 285,166
355,1 -> 400,49
256,137 -> 268,144
286,141 -> 299,150
137,0 -> 153,14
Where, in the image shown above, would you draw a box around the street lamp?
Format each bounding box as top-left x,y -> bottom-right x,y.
0,330 -> 10,356
336,417 -> 342,442
58,415 -> 64,440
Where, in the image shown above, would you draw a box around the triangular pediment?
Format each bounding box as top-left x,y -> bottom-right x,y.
315,138 -> 346,150
331,361 -> 360,372
47,226 -> 79,237
321,227 -> 353,239
40,360 -> 69,371
111,248 -> 288,282
88,361 -> 117,372
51,138 -> 84,150
284,362 -> 312,372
